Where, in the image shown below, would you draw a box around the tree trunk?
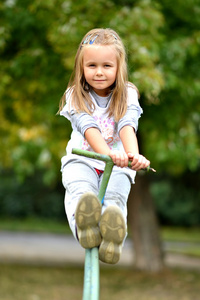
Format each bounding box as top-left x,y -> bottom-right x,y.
128,173 -> 164,272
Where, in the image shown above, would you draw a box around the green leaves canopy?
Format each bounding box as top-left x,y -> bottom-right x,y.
0,0 -> 199,183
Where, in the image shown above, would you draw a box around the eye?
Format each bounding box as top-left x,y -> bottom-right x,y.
104,64 -> 112,68
88,63 -> 96,67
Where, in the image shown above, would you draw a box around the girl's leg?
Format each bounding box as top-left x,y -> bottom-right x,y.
101,169 -> 131,222
99,169 -> 131,264
62,160 -> 100,241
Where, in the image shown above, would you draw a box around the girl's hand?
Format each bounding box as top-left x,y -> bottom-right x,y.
109,150 -> 129,168
127,153 -> 150,171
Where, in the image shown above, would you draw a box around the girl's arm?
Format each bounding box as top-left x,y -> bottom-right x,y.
84,127 -> 111,155
84,127 -> 129,168
119,125 -> 150,171
84,126 -> 150,170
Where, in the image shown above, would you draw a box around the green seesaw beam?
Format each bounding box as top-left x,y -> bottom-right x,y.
71,148 -> 156,300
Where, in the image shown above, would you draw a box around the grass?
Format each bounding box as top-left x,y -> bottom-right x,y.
161,227 -> 200,243
161,227 -> 200,257
0,264 -> 200,300
0,217 -> 71,234
167,247 -> 200,257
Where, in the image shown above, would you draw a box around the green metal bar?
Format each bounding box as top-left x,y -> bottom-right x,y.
90,247 -> 100,300
98,160 -> 114,204
83,248 -> 100,300
82,249 -> 92,300
72,148 -> 112,164
72,148 -> 156,173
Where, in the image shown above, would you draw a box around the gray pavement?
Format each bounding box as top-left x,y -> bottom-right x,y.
0,231 -> 200,271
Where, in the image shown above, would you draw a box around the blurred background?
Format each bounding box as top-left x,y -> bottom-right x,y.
0,0 -> 200,299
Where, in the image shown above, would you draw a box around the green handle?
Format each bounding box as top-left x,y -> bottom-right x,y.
72,148 -> 156,172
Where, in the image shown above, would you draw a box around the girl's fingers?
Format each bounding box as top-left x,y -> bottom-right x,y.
131,154 -> 150,171
109,151 -> 129,168
110,151 -> 150,170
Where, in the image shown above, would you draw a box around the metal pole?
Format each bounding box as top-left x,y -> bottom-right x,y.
90,247 -> 100,300
82,249 -> 92,300
98,160 -> 114,204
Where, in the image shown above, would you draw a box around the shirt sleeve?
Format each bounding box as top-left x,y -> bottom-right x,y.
59,89 -> 74,120
70,112 -> 101,137
60,89 -> 101,137
117,86 -> 143,134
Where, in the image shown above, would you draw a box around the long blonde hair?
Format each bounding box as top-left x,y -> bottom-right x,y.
58,28 -> 139,122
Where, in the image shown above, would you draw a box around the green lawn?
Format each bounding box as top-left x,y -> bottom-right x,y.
161,227 -> 200,257
0,217 -> 71,234
161,227 -> 200,243
0,264 -> 200,300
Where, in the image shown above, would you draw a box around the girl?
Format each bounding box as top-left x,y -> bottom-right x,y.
59,28 -> 150,264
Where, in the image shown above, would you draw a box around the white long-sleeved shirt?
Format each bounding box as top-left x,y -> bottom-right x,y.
60,85 -> 143,183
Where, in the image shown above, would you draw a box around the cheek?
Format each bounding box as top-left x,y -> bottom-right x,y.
83,70 -> 89,81
110,70 -> 117,80
84,69 -> 93,80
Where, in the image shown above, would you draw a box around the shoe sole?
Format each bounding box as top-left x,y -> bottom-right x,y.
75,192 -> 102,249
99,206 -> 126,264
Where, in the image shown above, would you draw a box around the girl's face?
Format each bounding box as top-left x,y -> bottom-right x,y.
83,45 -> 118,97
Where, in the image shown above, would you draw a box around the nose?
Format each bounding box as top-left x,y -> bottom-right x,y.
96,66 -> 103,76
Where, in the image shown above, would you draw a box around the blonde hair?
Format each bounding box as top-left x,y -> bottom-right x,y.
58,28 -> 139,122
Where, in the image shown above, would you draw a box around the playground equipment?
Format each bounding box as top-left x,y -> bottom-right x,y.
72,148 -> 155,300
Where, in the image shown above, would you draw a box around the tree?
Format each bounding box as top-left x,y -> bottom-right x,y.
128,174 -> 164,272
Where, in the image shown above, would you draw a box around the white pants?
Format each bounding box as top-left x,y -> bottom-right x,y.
62,160 -> 131,240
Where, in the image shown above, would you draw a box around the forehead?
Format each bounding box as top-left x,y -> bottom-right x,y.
83,45 -> 117,62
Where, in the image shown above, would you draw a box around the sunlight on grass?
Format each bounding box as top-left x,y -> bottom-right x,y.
161,227 -> 200,243
0,217 -> 71,234
168,248 -> 200,257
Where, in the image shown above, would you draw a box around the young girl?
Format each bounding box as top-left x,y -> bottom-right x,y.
59,28 -> 150,264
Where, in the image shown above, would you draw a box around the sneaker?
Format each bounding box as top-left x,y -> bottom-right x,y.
99,206 -> 126,264
75,192 -> 102,249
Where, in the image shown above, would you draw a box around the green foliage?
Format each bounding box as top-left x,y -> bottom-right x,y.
0,0 -> 70,183
151,171 -> 200,226
139,0 -> 200,174
0,170 -> 65,219
1,0 -> 199,178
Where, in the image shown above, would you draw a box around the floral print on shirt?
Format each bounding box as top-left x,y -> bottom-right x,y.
81,114 -> 120,151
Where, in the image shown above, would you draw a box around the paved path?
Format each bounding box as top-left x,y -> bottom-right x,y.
0,231 -> 200,271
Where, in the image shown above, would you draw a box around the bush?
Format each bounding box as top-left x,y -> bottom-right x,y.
0,170 -> 66,220
151,171 -> 200,227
